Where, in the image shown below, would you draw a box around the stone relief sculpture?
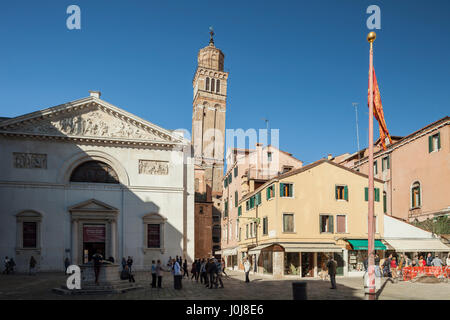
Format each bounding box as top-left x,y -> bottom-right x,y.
139,160 -> 169,175
13,153 -> 47,169
7,109 -> 165,141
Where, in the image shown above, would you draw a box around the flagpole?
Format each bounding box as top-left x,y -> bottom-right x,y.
366,31 -> 376,300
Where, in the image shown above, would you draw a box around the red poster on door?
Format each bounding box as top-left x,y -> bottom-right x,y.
83,225 -> 105,243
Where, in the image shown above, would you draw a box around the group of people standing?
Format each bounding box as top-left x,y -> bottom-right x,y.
3,256 -> 37,275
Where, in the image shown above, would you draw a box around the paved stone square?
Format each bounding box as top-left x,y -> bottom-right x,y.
0,270 -> 449,300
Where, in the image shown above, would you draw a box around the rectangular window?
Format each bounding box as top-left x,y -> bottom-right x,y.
365,187 -> 380,202
429,132 -> 441,153
234,166 -> 238,177
280,183 -> 293,197
250,222 -> 254,238
383,192 -> 387,213
382,156 -> 390,171
256,192 -> 261,206
238,206 -> 242,216
283,214 -> 294,233
147,224 -> 161,248
319,215 -> 334,233
335,185 -> 348,201
224,177 -> 228,188
373,161 -> 378,175
246,224 -> 249,239
266,184 -> 275,200
246,200 -> 249,211
336,215 -> 346,233
239,227 -> 241,241
263,217 -> 268,235
235,191 -> 238,207
228,174 -> 232,184
224,200 -> 228,217
267,152 -> 272,162
23,222 -> 37,248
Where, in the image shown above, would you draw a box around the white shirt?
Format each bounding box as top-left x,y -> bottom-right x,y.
244,261 -> 251,272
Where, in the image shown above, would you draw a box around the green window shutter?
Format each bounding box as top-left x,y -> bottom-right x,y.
289,184 -> 293,197
238,206 -> 242,216
329,216 -> 334,233
364,187 -> 368,201
383,192 -> 387,213
382,158 -> 385,171
344,186 -> 348,201
280,183 -> 284,197
387,156 -> 390,169
235,191 -> 238,207
418,188 -> 421,206
229,174 -> 232,183
428,135 -> 433,153
375,188 -> 380,202
335,186 -> 338,200
437,132 -> 441,150
266,187 -> 270,200
246,201 -> 249,211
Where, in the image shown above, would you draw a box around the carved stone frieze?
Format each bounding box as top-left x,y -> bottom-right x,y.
13,153 -> 47,169
138,160 -> 169,175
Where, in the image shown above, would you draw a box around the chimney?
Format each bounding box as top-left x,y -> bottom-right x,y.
327,154 -> 333,160
89,90 -> 101,99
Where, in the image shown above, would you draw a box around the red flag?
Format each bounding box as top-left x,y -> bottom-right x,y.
368,68 -> 392,150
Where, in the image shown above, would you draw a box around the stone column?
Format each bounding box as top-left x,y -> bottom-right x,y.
273,251 -> 284,279
313,252 -> 318,277
343,249 -> 349,277
72,219 -> 78,265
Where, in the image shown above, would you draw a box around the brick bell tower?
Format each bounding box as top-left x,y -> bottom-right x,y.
192,28 -> 229,258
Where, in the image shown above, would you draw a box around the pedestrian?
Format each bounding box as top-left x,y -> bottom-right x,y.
215,259 -> 224,288
121,257 -> 127,270
431,255 -> 443,267
191,260 -> 197,280
326,255 -> 337,289
207,258 -> 217,289
195,258 -> 201,282
221,258 -> 229,278
156,259 -> 164,288
244,258 -> 251,283
374,254 -> 380,267
446,253 -> 450,266
92,250 -> 103,285
200,258 -> 208,286
363,255 -> 368,271
426,253 -> 433,266
127,265 -> 135,283
172,258 -> 182,290
151,260 -> 157,288
3,256 -> 10,274
29,256 -> 37,275
167,256 -> 172,268
9,258 -> 16,274
127,256 -> 133,272
183,259 -> 189,278
64,257 -> 70,273
390,257 -> 398,279
382,254 -> 392,278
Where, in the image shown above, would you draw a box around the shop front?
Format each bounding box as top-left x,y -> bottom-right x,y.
345,239 -> 386,277
222,246 -> 239,270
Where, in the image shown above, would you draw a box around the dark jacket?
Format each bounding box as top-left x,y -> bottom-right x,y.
326,259 -> 337,275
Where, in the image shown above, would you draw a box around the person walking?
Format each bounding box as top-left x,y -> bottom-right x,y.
215,259 -> 224,288
172,258 -> 182,290
29,256 -> 37,275
390,257 -> 398,279
92,250 -> 103,285
156,260 -> 164,288
127,256 -> 133,272
200,259 -> 208,286
383,254 -> 392,278
64,257 -> 70,274
326,255 -> 337,289
244,258 -> 251,283
151,260 -> 157,288
183,259 -> 189,278
221,258 -> 229,278
3,256 -> 10,274
195,259 -> 201,282
446,253 -> 450,266
191,260 -> 197,280
207,258 -> 217,289
8,258 -> 16,274
121,257 -> 127,270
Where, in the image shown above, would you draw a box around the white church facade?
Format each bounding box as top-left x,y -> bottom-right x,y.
0,91 -> 195,272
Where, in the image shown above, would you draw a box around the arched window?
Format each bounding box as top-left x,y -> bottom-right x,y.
211,77 -> 215,92
205,77 -> 210,91
70,161 -> 119,184
411,181 -> 421,208
216,79 -> 220,93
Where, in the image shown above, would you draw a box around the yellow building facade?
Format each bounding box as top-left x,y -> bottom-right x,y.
237,160 -> 385,278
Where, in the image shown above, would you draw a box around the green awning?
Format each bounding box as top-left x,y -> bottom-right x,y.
347,239 -> 386,250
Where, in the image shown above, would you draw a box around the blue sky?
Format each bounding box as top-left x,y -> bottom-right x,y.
1,0 -> 449,164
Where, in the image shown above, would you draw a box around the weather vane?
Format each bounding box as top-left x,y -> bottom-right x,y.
209,26 -> 215,45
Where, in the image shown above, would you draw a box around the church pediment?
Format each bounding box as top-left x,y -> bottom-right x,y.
69,199 -> 118,213
0,96 -> 186,146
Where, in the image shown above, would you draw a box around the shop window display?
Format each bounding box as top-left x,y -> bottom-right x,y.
284,252 -> 300,275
